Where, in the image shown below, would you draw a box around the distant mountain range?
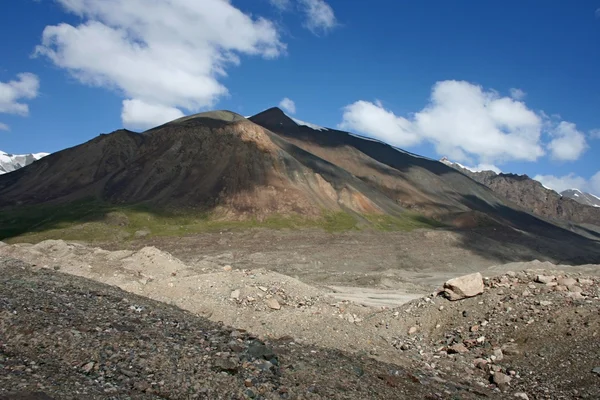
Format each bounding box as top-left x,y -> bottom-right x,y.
560,189 -> 600,208
440,157 -> 600,225
0,151 -> 49,175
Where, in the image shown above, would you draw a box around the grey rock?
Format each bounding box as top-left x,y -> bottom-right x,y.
443,273 -> 484,301
247,342 -> 276,360
492,372 -> 512,391
535,275 -> 555,284
134,229 -> 151,238
213,357 -> 238,373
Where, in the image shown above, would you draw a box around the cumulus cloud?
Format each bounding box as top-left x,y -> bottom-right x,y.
509,88 -> 526,100
121,99 -> 184,130
340,81 -> 545,164
299,0 -> 337,33
534,172 -> 600,196
0,72 -> 40,130
0,73 -> 40,116
35,0 -> 285,130
340,80 -> 590,166
340,100 -> 420,147
547,121 -> 588,161
279,97 -> 296,114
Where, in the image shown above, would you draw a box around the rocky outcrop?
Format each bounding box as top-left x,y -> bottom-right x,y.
442,160 -> 600,226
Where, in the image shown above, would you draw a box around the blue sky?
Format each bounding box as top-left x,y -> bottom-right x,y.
1,0 -> 599,194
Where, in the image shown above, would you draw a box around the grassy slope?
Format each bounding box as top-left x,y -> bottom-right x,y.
0,200 -> 444,244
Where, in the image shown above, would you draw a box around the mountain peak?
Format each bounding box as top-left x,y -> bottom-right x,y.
249,107 -> 300,131
0,150 -> 49,175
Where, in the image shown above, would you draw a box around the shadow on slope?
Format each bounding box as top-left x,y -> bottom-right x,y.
450,194 -> 600,265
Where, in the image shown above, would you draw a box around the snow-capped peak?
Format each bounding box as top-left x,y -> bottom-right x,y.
0,150 -> 49,175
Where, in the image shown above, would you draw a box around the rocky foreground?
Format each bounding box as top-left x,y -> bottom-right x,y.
0,245 -> 599,399
1,257 -> 485,399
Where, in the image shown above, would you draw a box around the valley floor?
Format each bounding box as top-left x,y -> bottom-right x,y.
0,229 -> 599,399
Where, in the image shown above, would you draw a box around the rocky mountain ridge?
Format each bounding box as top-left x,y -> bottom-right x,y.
561,188 -> 600,208
440,157 -> 600,226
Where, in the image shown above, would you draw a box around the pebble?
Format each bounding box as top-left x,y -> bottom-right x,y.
266,298 -> 281,310
448,343 -> 469,354
514,392 -> 529,400
230,289 -> 240,300
493,348 -> 504,361
223,265 -> 233,272
473,358 -> 487,369
592,367 -> 600,376
81,362 -> 95,374
492,372 -> 512,391
536,275 -> 555,284
408,326 -> 418,334
557,277 -> 577,287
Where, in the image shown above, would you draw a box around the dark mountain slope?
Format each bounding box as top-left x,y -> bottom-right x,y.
440,159 -> 600,226
0,112 -> 405,219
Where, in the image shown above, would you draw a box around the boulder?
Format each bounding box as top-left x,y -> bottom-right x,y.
443,273 -> 484,301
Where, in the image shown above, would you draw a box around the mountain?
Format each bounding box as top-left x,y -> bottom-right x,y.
561,189 -> 600,208
0,111 -> 408,219
1,107 -> 600,260
0,150 -> 48,175
440,157 -> 600,226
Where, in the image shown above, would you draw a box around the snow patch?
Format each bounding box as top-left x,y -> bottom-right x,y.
291,117 -> 328,132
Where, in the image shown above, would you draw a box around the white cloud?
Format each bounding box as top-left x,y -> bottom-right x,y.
0,73 -> 40,116
534,173 -> 588,193
509,88 -> 526,100
0,72 -> 40,131
534,172 -> 600,197
547,121 -> 588,161
121,99 -> 184,130
340,80 -> 591,166
35,0 -> 285,130
591,172 -> 600,196
269,0 -> 291,11
340,100 -> 421,147
340,81 -> 545,164
590,129 -> 600,139
299,0 -> 337,33
279,97 -> 296,114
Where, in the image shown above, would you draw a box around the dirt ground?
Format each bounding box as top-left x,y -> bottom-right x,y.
1,226 -> 599,399
106,227 -> 600,288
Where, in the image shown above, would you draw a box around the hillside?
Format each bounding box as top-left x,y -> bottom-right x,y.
440,158 -> 600,226
0,108 -> 598,263
0,111 -> 403,219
